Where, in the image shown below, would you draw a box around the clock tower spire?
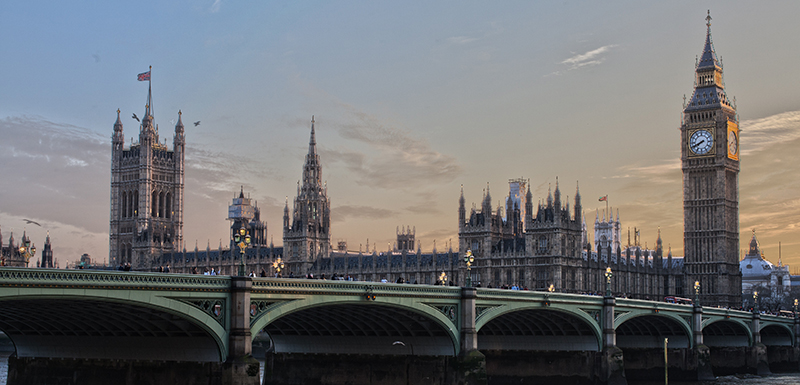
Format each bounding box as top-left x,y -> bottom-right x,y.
681,11 -> 740,308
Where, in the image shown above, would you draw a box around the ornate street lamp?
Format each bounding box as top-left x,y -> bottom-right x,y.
794,299 -> 798,318
19,239 -> 36,268
272,257 -> 285,277
548,284 -> 555,293
604,267 -> 613,297
233,224 -> 251,276
694,281 -> 700,307
753,291 -> 759,313
439,271 -> 448,286
464,249 -> 474,288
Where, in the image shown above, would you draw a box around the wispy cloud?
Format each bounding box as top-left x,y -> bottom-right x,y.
209,0 -> 221,13
446,36 -> 478,45
331,205 -> 397,223
560,44 -> 618,70
323,106 -> 462,189
740,110 -> 800,155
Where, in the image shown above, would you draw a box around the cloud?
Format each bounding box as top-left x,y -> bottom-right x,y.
323,106 -> 462,189
560,45 -> 618,70
209,0 -> 221,13
331,205 -> 397,223
0,116 -> 109,234
446,36 -> 478,45
740,110 -> 800,155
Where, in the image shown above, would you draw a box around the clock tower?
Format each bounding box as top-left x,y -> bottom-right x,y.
681,12 -> 741,308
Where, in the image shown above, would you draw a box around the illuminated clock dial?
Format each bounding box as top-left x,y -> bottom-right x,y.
728,130 -> 738,156
690,129 -> 713,155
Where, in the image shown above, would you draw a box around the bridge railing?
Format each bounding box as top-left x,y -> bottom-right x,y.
0,267 -> 231,290
251,277 -> 462,298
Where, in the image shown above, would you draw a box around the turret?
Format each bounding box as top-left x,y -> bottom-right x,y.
524,181 -> 533,230
459,185 -> 466,230
574,181 -> 582,223
553,177 -> 561,209
113,109 -> 124,149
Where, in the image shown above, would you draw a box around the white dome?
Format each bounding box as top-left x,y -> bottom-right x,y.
740,254 -> 774,279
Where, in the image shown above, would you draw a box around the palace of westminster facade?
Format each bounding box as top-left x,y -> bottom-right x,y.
103,14 -> 743,307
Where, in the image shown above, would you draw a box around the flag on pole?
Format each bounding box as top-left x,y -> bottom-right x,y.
137,71 -> 151,81
599,195 -> 608,202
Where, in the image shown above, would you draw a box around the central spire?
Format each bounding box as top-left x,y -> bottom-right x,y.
308,115 -> 317,155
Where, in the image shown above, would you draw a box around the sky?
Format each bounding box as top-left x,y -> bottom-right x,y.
1,1 -> 800,271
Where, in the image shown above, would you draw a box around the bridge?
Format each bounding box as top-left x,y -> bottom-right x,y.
0,267 -> 798,385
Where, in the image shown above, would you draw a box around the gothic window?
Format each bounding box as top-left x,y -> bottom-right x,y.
159,191 -> 165,218
121,191 -> 127,218
538,237 -> 547,254
133,190 -> 139,216
309,243 -> 315,257
151,190 -> 158,217
165,192 -> 171,219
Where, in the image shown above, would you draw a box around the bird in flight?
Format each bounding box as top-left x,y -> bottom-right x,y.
23,219 -> 41,227
132,113 -> 140,122
194,121 -> 201,126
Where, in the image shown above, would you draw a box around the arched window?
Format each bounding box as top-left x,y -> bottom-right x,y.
165,192 -> 172,219
121,191 -> 127,218
152,190 -> 158,217
159,191 -> 165,218
133,190 -> 139,216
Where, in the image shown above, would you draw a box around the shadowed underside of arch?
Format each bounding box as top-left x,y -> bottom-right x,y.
264,304 -> 455,356
704,320 -> 751,347
761,324 -> 793,347
617,315 -> 690,349
0,299 -> 222,361
477,309 -> 600,351
617,315 -> 690,348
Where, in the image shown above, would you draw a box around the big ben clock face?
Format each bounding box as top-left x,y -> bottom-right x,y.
727,121 -> 739,160
728,131 -> 737,155
690,129 -> 713,155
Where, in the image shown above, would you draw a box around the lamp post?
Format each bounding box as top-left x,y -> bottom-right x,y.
233,224 -> 251,276
464,249 -> 474,288
604,267 -> 613,297
272,257 -> 285,277
794,299 -> 798,318
694,280 -> 700,307
753,291 -> 759,313
19,239 -> 36,268
439,271 -> 447,286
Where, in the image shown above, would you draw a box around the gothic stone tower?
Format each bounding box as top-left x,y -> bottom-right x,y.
681,12 -> 740,307
283,117 -> 331,275
109,87 -> 185,269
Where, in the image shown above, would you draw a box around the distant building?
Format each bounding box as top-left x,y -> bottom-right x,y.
740,231 -> 790,298
109,84 -> 185,269
0,228 -> 51,268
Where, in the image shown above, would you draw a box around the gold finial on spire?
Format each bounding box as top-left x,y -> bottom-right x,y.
179,110 -> 182,116
117,109 -> 120,114
706,10 -> 712,28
